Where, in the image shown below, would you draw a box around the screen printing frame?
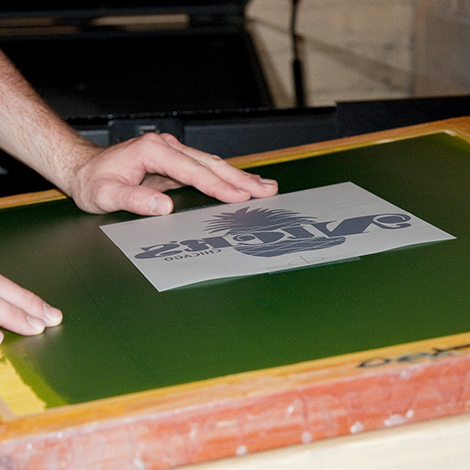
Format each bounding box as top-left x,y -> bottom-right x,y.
1,117 -> 470,469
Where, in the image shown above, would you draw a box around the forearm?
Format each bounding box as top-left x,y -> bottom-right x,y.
0,49 -> 277,216
0,49 -> 98,195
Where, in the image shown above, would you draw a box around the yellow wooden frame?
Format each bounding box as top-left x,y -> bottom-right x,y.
2,117 -> 470,469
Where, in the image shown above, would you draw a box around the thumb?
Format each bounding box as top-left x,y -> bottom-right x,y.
99,182 -> 174,215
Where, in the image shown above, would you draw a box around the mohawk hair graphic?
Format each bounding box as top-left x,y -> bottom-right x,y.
204,207 -> 317,235
204,207 -> 345,258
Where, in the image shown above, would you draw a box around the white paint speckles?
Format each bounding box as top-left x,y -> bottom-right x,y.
216,420 -> 238,428
236,445 -> 247,456
406,409 -> 415,419
287,404 -> 295,415
400,369 -> 412,379
302,431 -> 313,443
350,421 -> 364,434
384,414 -> 407,427
133,457 -> 146,470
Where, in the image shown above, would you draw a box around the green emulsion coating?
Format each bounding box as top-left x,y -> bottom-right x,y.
1,133 -> 470,407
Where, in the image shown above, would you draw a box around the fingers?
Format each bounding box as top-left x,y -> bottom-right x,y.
0,274 -> 62,341
152,134 -> 278,202
197,160 -> 279,200
72,132 -> 278,216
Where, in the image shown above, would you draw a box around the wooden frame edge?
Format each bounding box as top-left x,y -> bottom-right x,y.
0,189 -> 66,210
176,411 -> 470,470
228,116 -> 470,169
2,331 -> 470,468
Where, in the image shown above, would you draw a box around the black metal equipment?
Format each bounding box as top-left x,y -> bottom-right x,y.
0,1 -> 272,118
0,2 -> 469,198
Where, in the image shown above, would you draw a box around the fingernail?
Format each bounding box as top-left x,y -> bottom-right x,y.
259,178 -> 277,186
150,196 -> 173,215
44,303 -> 63,326
27,315 -> 46,333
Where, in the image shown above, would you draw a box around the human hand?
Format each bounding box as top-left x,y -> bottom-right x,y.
68,132 -> 278,215
0,49 -> 277,217
0,274 -> 63,343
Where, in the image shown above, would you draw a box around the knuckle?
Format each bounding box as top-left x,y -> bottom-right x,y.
206,153 -> 223,163
23,289 -> 42,307
139,132 -> 166,146
22,291 -> 48,318
126,190 -> 142,211
193,154 -> 223,170
159,132 -> 178,143
124,188 -> 149,214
